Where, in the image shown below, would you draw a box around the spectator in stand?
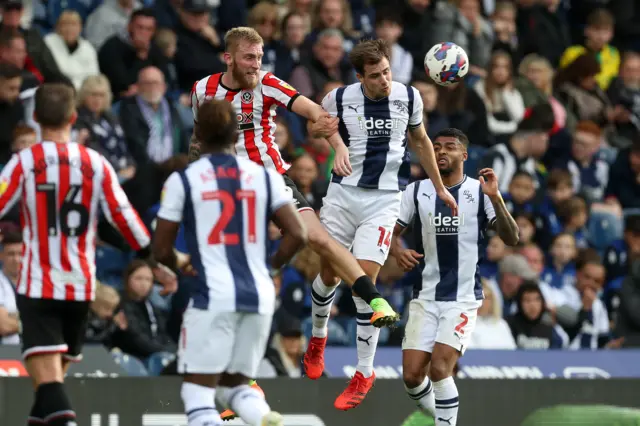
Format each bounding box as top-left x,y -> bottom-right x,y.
119,66 -> 188,168
412,79 -> 448,139
516,54 -> 570,130
474,50 -> 525,143
554,53 -> 612,130
249,2 -> 295,80
85,0 -> 139,49
614,240 -> 640,347
559,9 -> 620,91
480,235 -> 511,282
154,28 -> 184,104
280,11 -> 309,68
432,0 -> 494,79
468,280 -> 517,349
519,244 -> 546,281
610,0 -> 640,52
503,170 -> 536,215
478,105 -> 555,192
75,75 -> 136,183
490,1 -> 519,63
397,0 -> 435,77
99,8 -> 169,101
514,212 -> 537,246
494,253 -> 537,315
10,123 -> 35,153
374,9 -> 413,85
556,196 -> 590,249
0,0 -> 63,83
542,233 -> 577,290
0,64 -> 24,164
289,29 -> 355,101
0,31 -> 40,90
0,232 -> 22,345
279,247 -> 319,320
287,154 -> 325,211
507,281 -> 568,349
110,259 -> 177,371
282,0 -> 314,34
262,313 -> 308,377
85,282 -> 127,345
516,0 -> 570,68
605,137 -> 640,210
306,0 -> 359,54
604,215 -> 640,284
173,0 -> 225,93
44,11 -> 99,91
536,169 -> 574,248
607,52 -> 640,149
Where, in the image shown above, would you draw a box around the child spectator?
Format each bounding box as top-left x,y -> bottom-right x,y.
86,282 -> 127,344
469,279 -> 516,349
559,8 -> 620,91
536,169 -> 575,248
11,123 -> 36,153
287,154 -> 326,211
514,212 -> 537,246
503,171 -> 536,215
154,28 -> 184,105
374,9 -> 413,85
490,1 -> 519,62
557,196 -> 590,249
542,232 -> 577,289
481,235 -> 510,281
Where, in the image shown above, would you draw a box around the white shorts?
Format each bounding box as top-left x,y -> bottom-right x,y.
320,183 -> 401,265
402,299 -> 481,355
178,308 -> 272,376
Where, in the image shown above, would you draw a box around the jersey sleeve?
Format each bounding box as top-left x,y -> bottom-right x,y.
266,169 -> 294,212
99,157 -> 151,250
190,80 -> 201,122
261,72 -> 300,110
0,154 -> 24,218
397,182 -> 417,227
321,88 -> 338,116
409,86 -> 424,128
157,172 -> 186,222
484,194 -> 497,226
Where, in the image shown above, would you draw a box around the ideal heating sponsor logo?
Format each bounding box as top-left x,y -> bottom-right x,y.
358,117 -> 400,137
427,212 -> 467,235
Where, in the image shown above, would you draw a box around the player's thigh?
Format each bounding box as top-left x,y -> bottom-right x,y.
61,301 -> 91,363
178,309 -> 237,375
227,313 -> 273,378
318,183 -> 357,249
402,299 -> 439,354
282,174 -> 314,214
352,192 -> 402,266
434,302 -> 480,356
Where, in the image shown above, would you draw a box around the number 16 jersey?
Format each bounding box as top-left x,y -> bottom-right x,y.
0,142 -> 151,302
158,154 -> 292,314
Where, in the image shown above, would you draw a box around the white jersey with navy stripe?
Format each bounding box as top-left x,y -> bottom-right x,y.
158,154 -> 292,314
321,81 -> 423,191
397,176 -> 496,302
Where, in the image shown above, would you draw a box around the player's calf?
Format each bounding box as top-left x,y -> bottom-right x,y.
217,383 -> 271,426
181,381 -> 223,426
34,382 -> 77,426
430,344 -> 460,426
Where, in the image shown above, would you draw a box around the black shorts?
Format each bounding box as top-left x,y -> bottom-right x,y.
16,295 -> 91,362
283,173 -> 313,212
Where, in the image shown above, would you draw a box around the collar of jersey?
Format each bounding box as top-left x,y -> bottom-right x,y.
445,175 -> 467,190
360,84 -> 388,102
220,73 -> 241,92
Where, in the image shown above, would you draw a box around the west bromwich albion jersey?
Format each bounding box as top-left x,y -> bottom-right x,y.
322,81 -> 423,191
158,154 -> 292,314
397,176 -> 496,302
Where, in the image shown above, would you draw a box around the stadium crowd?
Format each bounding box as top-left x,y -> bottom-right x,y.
0,0 -> 639,377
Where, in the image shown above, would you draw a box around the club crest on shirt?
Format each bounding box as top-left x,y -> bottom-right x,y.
393,99 -> 408,115
241,90 -> 254,104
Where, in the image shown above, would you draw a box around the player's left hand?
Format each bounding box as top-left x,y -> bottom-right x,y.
436,187 -> 458,216
310,114 -> 339,138
153,264 -> 178,296
479,168 -> 500,198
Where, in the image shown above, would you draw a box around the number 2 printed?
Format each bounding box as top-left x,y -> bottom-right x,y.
204,189 -> 256,245
377,226 -> 391,248
454,313 -> 469,335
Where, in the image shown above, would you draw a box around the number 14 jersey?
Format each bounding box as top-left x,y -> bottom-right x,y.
158,154 -> 292,314
0,142 -> 151,301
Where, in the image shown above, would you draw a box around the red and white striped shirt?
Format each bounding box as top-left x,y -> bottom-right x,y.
0,142 -> 151,302
191,71 -> 299,174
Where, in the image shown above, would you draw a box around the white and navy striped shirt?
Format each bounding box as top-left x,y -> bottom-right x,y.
398,176 -> 496,302
479,143 -> 540,193
322,81 -> 423,191
158,154 -> 292,314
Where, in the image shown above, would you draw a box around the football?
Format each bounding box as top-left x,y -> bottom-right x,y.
424,42 -> 469,86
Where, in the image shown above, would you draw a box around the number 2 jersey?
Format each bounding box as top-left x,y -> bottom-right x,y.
0,142 -> 151,301
158,154 -> 292,314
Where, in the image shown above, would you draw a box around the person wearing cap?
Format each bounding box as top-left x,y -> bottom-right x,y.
478,102 -> 556,192
0,0 -> 63,83
492,253 -> 538,316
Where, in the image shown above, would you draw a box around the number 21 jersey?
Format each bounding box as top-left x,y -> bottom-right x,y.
0,142 -> 151,301
158,154 -> 292,314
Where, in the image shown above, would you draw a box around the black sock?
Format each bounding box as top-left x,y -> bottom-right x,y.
36,382 -> 75,426
27,400 -> 44,425
351,275 -> 381,304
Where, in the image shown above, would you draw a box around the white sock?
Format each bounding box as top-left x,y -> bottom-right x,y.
405,377 -> 435,417
353,295 -> 380,378
433,377 -> 459,426
180,382 -> 222,426
311,275 -> 337,338
217,385 -> 270,426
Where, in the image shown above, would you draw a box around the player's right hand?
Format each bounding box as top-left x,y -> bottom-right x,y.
333,144 -> 352,176
397,249 -> 424,271
310,114 -> 339,138
153,264 -> 178,296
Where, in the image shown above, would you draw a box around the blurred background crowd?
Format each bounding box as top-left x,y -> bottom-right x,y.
0,0 -> 640,377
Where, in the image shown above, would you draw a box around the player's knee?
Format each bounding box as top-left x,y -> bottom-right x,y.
403,368 -> 427,389
429,356 -> 454,382
307,226 -> 332,256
